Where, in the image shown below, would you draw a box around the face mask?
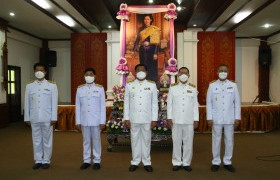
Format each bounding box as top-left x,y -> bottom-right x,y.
136,71 -> 146,80
179,74 -> 188,82
85,76 -> 95,84
35,71 -> 45,79
219,72 -> 228,80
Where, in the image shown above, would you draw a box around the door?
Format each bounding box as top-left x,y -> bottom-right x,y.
7,66 -> 21,122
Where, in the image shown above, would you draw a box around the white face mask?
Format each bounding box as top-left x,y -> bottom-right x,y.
35,71 -> 45,79
136,71 -> 146,80
219,72 -> 228,80
85,76 -> 95,84
179,74 -> 188,83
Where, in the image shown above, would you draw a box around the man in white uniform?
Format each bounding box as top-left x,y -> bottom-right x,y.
206,64 -> 241,173
167,67 -> 199,172
24,63 -> 58,170
124,64 -> 158,172
75,68 -> 106,170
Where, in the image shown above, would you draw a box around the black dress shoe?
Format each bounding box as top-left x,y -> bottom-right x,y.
183,166 -> 192,172
144,165 -> 153,172
224,165 -> 236,172
129,165 -> 138,172
93,163 -> 101,170
80,163 -> 91,170
172,166 -> 181,171
211,165 -> 220,172
32,163 -> 42,170
41,164 -> 50,169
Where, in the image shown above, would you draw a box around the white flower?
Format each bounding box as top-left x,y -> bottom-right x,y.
106,124 -> 109,127
114,122 -> 117,125
121,126 -> 124,128
153,127 -> 157,130
115,126 -> 119,129
163,128 -> 168,131
158,127 -> 162,130
111,125 -> 115,128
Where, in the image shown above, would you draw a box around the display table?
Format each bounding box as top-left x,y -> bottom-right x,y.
56,105 -> 280,132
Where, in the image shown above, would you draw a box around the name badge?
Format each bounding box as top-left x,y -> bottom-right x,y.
93,90 -> 99,93
44,89 -> 50,91
187,90 -> 192,93
227,87 -> 233,89
144,87 -> 150,90
132,87 -> 135,89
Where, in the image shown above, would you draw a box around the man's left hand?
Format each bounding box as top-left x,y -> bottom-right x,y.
194,121 -> 199,129
234,120 -> 240,130
100,124 -> 106,130
51,121 -> 56,126
151,121 -> 157,129
153,54 -> 158,60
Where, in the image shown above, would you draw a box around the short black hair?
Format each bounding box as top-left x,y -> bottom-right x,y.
217,64 -> 228,71
135,64 -> 148,71
33,62 -> 47,71
84,68 -> 96,75
179,67 -> 189,74
143,14 -> 154,24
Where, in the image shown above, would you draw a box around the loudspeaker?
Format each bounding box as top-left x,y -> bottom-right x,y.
259,48 -> 271,66
46,50 -> 57,67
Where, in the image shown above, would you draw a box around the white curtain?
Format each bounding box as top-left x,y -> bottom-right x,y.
0,29 -> 6,103
0,30 -> 5,57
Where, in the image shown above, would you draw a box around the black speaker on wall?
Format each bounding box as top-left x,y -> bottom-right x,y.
46,50 -> 57,67
259,48 -> 271,66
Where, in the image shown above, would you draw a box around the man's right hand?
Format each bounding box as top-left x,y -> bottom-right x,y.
124,120 -> 131,129
25,121 -> 31,126
207,120 -> 213,127
76,124 -> 81,131
167,119 -> 173,128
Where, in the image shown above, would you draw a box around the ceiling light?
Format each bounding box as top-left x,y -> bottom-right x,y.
31,0 -> 51,9
56,15 -> 75,27
108,25 -> 112,29
263,23 -> 272,28
233,11 -> 251,23
9,12 -> 15,16
193,24 -> 197,27
148,0 -> 154,4
177,6 -> 182,11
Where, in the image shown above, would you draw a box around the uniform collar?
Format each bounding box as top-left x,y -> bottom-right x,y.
218,79 -> 228,85
86,83 -> 95,88
179,82 -> 188,87
36,79 -> 47,84
136,79 -> 146,84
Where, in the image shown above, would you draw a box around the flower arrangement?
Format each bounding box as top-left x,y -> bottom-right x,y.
165,58 -> 178,76
116,3 -> 130,21
106,118 -> 126,134
152,120 -> 171,135
116,57 -> 129,75
164,3 -> 178,20
112,85 -> 125,102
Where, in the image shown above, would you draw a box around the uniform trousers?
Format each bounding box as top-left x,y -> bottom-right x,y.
130,123 -> 152,166
212,124 -> 234,165
81,126 -> 101,164
172,124 -> 194,166
31,122 -> 53,164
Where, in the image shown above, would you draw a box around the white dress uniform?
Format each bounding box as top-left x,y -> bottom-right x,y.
24,79 -> 58,164
124,79 -> 158,166
167,82 -> 199,166
75,83 -> 106,164
206,79 -> 241,166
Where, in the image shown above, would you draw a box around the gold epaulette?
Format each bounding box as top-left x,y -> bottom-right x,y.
127,80 -> 135,84
209,80 -> 216,84
147,80 -> 155,84
171,82 -> 178,87
95,84 -> 103,87
229,80 -> 237,83
188,83 -> 196,88
27,80 -> 35,84
78,84 -> 85,88
48,80 -> 56,84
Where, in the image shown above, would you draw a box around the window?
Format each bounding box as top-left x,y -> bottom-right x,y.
8,70 -> 16,95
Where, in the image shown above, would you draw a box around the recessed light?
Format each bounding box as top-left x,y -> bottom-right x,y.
263,23 -> 272,28
233,11 -> 251,23
32,0 -> 51,9
56,15 -> 75,27
148,0 -> 154,4
9,12 -> 15,16
108,25 -> 112,29
193,24 -> 197,27
177,6 -> 182,11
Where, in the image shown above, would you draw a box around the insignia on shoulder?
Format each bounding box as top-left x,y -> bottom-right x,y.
188,83 -> 196,88
95,84 -> 103,87
171,82 -> 178,87
209,80 -> 216,84
48,80 -> 56,84
187,90 -> 192,93
78,84 -> 85,88
127,80 -> 135,84
147,80 -> 155,84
